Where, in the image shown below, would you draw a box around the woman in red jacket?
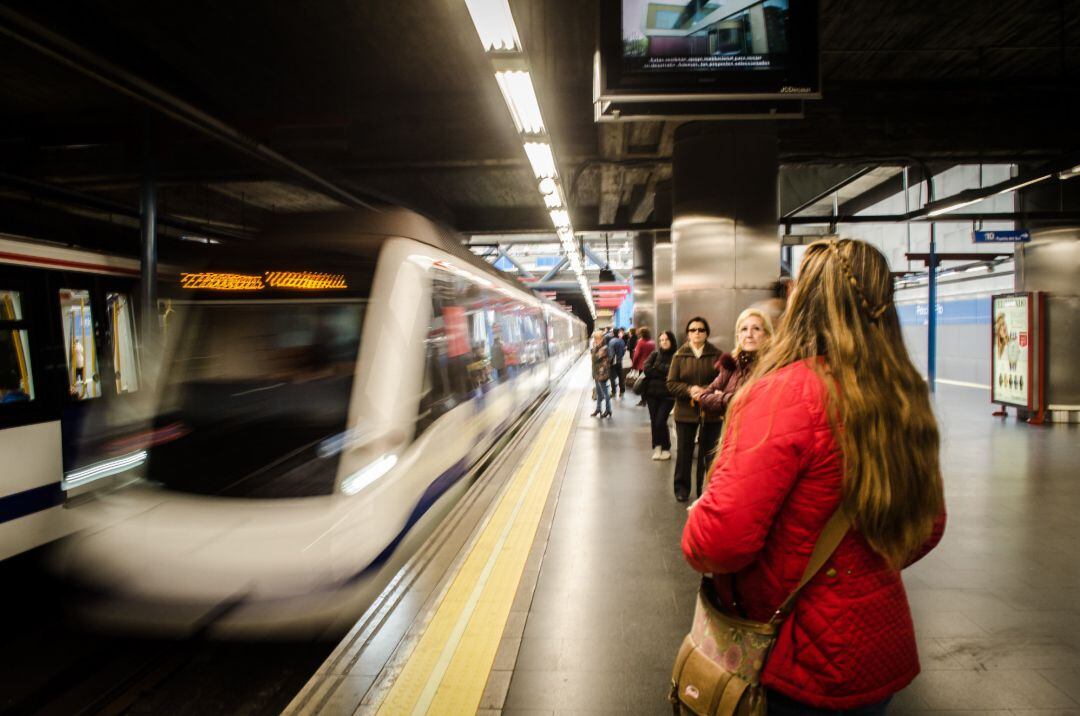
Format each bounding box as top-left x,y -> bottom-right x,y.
682,238 -> 946,715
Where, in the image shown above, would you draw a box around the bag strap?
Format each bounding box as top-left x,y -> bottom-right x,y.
768,509 -> 849,625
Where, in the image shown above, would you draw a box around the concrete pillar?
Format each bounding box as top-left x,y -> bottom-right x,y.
632,232 -> 655,333
653,234 -> 673,335
1016,180 -> 1080,417
671,122 -> 779,351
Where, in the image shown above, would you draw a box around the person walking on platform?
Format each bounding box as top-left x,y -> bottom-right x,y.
681,238 -> 947,715
698,308 -> 773,420
631,326 -> 656,406
607,328 -> 627,398
666,317 -> 721,502
590,330 -> 612,418
642,329 -> 676,460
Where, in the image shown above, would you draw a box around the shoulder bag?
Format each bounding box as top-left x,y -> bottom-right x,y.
669,510 -> 849,716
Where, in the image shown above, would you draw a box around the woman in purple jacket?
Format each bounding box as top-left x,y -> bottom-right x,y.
699,307 -> 773,419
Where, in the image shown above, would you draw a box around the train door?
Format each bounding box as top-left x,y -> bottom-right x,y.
52,274 -> 141,473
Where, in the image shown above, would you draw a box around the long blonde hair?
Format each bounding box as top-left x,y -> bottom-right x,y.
731,238 -> 943,568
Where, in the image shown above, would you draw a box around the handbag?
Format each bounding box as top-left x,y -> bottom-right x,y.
669,511 -> 849,715
631,372 -> 649,396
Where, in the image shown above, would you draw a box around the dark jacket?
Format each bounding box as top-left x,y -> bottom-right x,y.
642,348 -> 674,399
698,351 -> 755,418
683,360 -> 946,709
607,337 -> 626,363
666,341 -> 722,423
591,345 -> 610,381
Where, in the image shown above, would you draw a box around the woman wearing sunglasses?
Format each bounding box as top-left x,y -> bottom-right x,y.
665,316 -> 721,502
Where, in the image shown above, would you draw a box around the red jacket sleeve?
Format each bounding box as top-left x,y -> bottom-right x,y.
682,370 -> 829,574
698,368 -> 734,416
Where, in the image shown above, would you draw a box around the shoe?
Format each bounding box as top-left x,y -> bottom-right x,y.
636,399 -> 645,407
675,491 -> 690,502
659,450 -> 671,461
601,411 -> 612,418
651,447 -> 662,460
590,410 -> 600,417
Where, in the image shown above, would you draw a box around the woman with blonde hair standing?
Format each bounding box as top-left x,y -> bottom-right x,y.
682,238 -> 946,714
698,307 -> 773,420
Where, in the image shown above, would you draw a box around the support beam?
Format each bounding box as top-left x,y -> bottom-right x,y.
784,211 -> 1080,225
496,247 -> 535,278
582,245 -> 626,282
139,161 -> 157,345
598,124 -> 626,226
537,256 -> 569,283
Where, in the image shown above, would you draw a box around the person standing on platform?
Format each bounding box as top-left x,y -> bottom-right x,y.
642,329 -> 676,460
625,327 -> 638,357
590,330 -> 612,418
666,317 -> 721,502
698,308 -> 773,420
607,328 -> 627,398
682,238 -> 946,714
630,326 -> 656,407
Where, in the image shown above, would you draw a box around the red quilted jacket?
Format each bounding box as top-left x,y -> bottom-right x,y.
682,359 -> 946,710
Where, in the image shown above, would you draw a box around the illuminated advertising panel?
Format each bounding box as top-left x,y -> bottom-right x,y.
991,293 -> 1031,408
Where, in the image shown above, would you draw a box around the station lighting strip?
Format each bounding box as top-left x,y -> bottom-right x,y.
464,0 -> 595,317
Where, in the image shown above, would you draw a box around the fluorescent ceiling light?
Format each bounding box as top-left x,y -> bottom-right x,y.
524,142 -> 557,179
1058,164 -> 1080,181
464,0 -> 521,52
925,198 -> 982,217
495,71 -> 545,135
549,209 -> 570,229
544,192 -> 563,209
997,174 -> 1052,194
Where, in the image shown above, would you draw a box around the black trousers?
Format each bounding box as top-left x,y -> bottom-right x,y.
645,396 -> 674,450
609,361 -> 625,395
674,419 -> 723,498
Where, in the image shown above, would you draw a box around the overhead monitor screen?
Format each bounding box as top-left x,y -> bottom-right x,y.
596,0 -> 819,102
622,0 -> 791,74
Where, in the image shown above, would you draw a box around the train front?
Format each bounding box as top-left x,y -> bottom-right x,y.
53,236 -> 414,636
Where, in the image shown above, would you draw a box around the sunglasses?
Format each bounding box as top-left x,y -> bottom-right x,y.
687,327 -> 707,333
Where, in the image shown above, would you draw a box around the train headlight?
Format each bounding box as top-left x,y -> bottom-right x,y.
341,454 -> 398,496
62,450 -> 147,490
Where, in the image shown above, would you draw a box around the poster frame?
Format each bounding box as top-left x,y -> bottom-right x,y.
990,291 -> 1044,413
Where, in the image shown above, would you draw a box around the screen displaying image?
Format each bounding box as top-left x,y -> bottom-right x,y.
991,294 -> 1029,407
622,0 -> 790,73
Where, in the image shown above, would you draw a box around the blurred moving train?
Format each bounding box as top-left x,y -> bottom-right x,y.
1,209 -> 586,632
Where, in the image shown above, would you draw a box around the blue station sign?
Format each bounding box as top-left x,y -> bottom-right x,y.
973,229 -> 1030,243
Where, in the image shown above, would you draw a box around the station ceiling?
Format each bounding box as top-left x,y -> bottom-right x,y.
0,0 -> 1077,256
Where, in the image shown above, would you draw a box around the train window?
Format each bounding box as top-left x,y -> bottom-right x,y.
59,288 -> 102,400
0,290 -> 34,403
106,293 -> 139,394
148,300 -> 365,497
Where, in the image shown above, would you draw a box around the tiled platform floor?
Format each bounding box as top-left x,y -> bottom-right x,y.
499,381 -> 1080,715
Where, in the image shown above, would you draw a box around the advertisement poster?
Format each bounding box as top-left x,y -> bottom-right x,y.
992,294 -> 1030,407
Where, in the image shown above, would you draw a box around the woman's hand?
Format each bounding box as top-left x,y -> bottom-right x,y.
689,385 -> 705,401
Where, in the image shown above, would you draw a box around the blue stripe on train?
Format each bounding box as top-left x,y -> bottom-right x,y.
0,483 -> 64,525
896,297 -> 991,327
345,413 -> 518,584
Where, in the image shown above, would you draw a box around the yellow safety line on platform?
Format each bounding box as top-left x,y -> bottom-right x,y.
376,386 -> 579,716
